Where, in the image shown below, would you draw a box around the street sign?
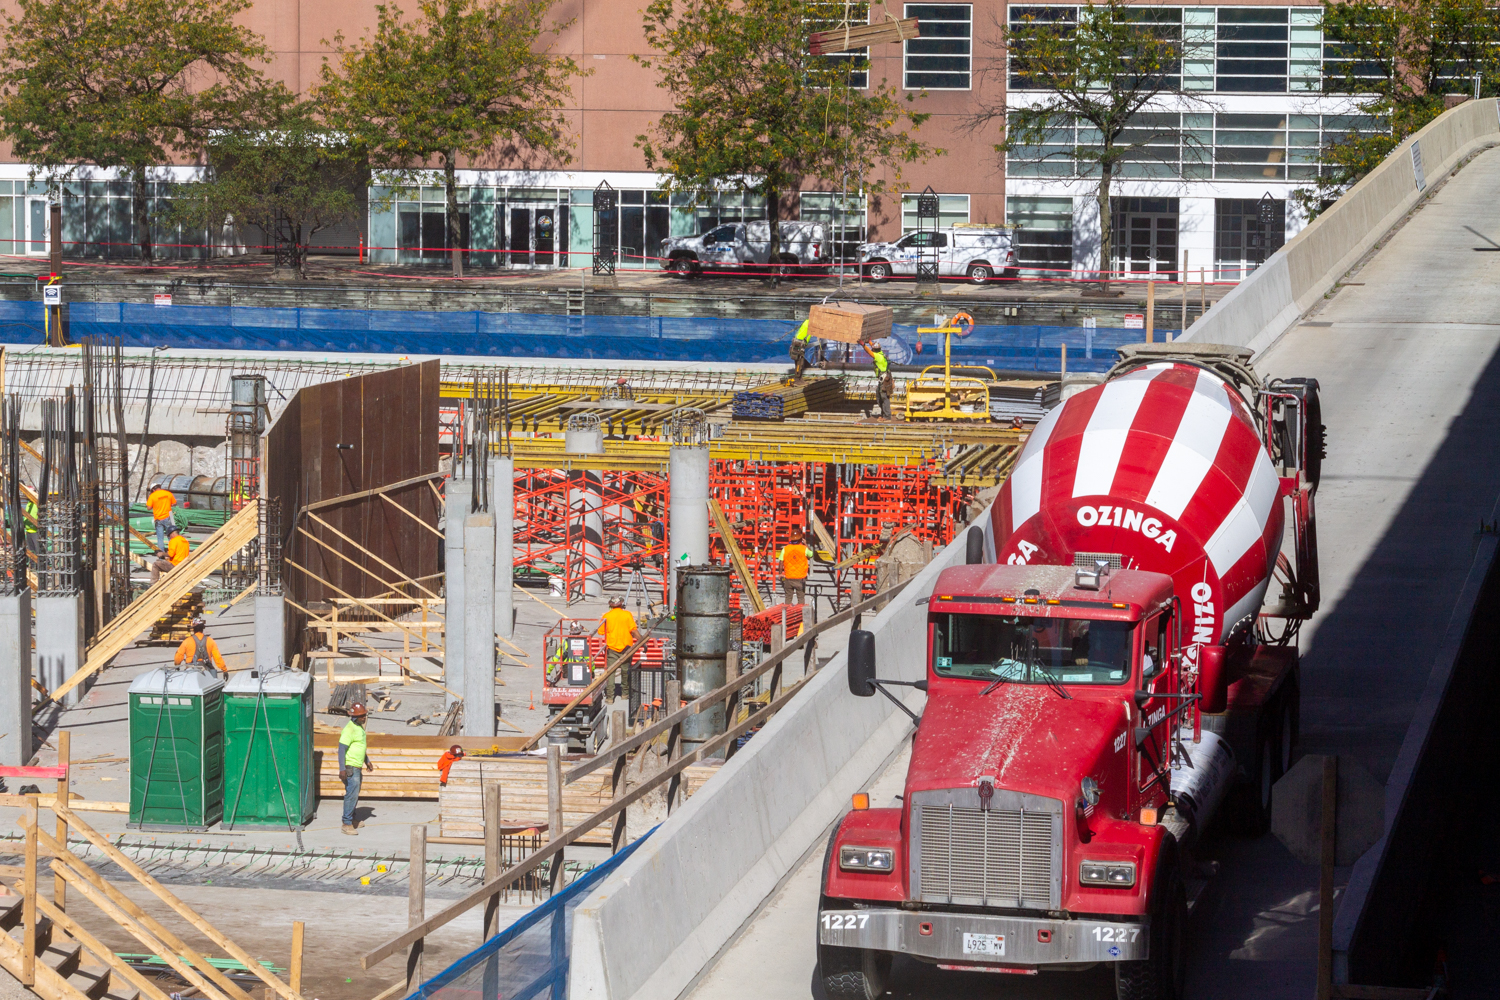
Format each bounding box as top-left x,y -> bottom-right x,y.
42,286 -> 60,307
153,294 -> 172,307
1123,314 -> 1145,329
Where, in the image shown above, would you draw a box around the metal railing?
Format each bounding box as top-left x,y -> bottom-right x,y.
359,576 -> 913,974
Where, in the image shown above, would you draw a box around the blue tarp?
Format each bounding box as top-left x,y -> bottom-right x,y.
408,829 -> 655,1000
0,299 -> 1161,372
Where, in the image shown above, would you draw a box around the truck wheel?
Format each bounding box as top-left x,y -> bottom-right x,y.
818,940 -> 891,1000
866,260 -> 892,283
967,263 -> 992,285
773,254 -> 800,278
666,255 -> 697,277
1115,849 -> 1186,1000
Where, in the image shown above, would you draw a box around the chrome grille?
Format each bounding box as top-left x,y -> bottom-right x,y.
911,790 -> 1062,909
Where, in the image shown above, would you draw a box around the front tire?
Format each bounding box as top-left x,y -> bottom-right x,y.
1115,846 -> 1186,1000
819,938 -> 891,1000
666,255 -> 697,277
865,260 -> 892,283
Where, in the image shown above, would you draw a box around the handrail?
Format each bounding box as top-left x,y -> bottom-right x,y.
565,578 -> 912,785
358,576 -> 918,972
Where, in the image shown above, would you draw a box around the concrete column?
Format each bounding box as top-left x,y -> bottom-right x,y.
444,478 -> 472,709
463,511 -> 497,738
668,444 -> 711,601
0,592 -> 32,766
571,471 -> 603,599
254,594 -> 285,672
492,457 -> 514,640
36,594 -> 83,708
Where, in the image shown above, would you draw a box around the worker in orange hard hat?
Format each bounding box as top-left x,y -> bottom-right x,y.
338,702 -> 375,835
437,744 -> 465,786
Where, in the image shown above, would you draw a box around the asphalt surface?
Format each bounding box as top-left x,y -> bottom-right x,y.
683,146 -> 1500,1000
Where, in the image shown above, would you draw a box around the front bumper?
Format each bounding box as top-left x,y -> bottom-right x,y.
818,908 -> 1148,965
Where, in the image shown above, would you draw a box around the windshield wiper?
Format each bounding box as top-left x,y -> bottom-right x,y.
979,655 -> 1016,696
1031,662 -> 1074,700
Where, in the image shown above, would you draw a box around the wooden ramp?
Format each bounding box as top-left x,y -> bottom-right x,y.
48,500 -> 262,706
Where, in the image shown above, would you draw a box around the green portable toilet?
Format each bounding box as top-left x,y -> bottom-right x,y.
222,669 -> 315,828
128,668 -> 225,830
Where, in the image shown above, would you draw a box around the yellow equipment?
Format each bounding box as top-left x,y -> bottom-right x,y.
904,312 -> 992,421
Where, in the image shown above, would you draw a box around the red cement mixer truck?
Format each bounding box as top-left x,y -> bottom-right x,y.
817,343 -> 1324,1000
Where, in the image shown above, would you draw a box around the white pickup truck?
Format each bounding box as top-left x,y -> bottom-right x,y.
659,221 -> 830,277
859,225 -> 1020,284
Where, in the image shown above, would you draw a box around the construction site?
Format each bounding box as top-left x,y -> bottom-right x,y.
0,297 -> 1054,1000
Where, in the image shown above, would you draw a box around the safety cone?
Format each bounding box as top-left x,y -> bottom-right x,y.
529,690 -> 535,711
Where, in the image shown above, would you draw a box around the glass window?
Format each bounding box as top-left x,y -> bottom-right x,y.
1007,196 -> 1073,272
1007,6 -> 1076,91
1216,8 -> 1288,93
904,3 -> 972,90
932,612 -> 1135,685
901,193 -> 969,231
808,1 -> 871,88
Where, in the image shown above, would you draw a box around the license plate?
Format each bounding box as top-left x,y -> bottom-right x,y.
962,933 -> 1005,957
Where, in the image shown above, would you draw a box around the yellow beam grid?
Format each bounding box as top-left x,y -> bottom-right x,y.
451,370 -> 1041,487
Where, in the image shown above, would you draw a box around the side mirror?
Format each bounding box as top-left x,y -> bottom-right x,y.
848,629 -> 877,697
965,526 -> 986,565
1198,645 -> 1228,713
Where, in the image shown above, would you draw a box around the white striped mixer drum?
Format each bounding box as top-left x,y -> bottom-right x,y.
988,362 -> 1284,646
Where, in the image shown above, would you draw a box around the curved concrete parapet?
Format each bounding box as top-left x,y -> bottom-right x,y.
567,511 -> 988,1000
1182,98 -> 1500,355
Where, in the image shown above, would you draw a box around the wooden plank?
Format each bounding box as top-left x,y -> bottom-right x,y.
808,16 -> 919,53
707,497 -> 765,613
289,922 -> 304,996
37,880 -> 187,1000
53,805 -> 302,1000
31,824 -> 255,1000
21,798 -> 35,986
50,500 -> 261,703
0,926 -> 92,1000
300,472 -> 444,515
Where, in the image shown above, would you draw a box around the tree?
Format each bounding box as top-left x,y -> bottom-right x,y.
0,0 -> 272,260
169,98 -> 365,277
967,1 -> 1209,289
1295,0 -> 1500,217
635,0 -> 934,281
317,0 -> 582,278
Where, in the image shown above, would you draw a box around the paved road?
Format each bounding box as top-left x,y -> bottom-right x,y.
683,145 -> 1500,1000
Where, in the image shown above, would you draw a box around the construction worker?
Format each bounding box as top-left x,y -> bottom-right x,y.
870,342 -> 894,419
599,597 -> 641,702
338,702 -> 374,835
147,484 -> 177,550
151,529 -> 190,583
789,317 -> 813,378
778,530 -> 811,606
173,618 -> 227,677
437,744 -> 465,786
148,547 -> 174,584
23,497 -> 37,564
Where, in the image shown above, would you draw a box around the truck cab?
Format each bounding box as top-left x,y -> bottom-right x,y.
818,563 -> 1207,999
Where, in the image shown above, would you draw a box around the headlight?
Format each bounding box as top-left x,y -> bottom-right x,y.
840,846 -> 895,872
1079,861 -> 1136,887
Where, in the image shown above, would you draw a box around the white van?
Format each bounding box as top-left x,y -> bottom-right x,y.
858,225 -> 1019,284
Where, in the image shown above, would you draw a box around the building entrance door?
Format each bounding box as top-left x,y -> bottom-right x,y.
507,207 -> 559,268
1111,198 -> 1179,280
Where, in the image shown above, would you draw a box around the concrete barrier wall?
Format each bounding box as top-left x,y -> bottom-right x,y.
567,513 -> 986,1000
1183,98 -> 1500,354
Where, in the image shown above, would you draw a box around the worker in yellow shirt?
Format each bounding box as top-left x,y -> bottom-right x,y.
778,530 -> 810,606
870,342 -> 894,419
173,618 -> 226,677
147,485 -> 177,550
789,317 -> 812,378
598,597 -> 641,702
338,702 -> 374,835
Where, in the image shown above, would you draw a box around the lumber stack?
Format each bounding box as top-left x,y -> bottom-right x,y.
438,755 -> 720,842
807,301 -> 894,343
808,17 -> 919,54
315,733 -> 528,800
732,377 -> 843,420
145,594 -> 205,644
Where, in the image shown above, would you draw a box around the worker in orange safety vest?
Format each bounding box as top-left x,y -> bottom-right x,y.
778,529 -> 810,606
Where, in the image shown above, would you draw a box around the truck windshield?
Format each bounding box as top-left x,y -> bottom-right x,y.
932,613 -> 1134,686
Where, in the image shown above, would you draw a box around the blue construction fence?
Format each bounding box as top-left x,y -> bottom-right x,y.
0,299 -> 1163,372
406,829 -> 655,1000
